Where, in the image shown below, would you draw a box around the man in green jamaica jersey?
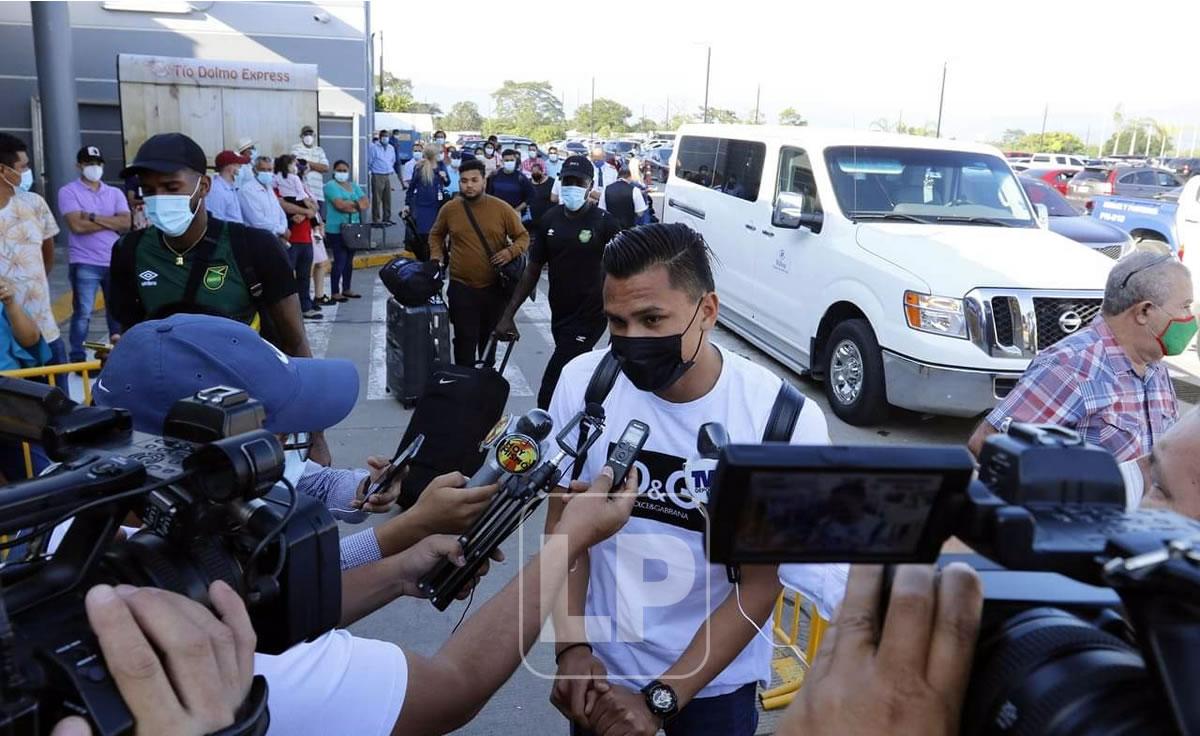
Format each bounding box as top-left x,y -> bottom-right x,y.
107,133 -> 331,463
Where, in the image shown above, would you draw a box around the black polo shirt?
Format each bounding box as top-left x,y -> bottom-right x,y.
529,203 -> 621,332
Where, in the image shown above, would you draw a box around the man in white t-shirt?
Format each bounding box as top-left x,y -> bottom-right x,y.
291,125 -> 329,209
545,222 -> 833,735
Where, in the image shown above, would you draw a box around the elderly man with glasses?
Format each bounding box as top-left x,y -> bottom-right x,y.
969,249 -> 1194,462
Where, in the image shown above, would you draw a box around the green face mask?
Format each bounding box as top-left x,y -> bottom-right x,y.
1153,310 -> 1199,356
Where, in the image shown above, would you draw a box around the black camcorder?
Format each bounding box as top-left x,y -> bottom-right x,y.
705,423 -> 1200,735
0,378 -> 341,736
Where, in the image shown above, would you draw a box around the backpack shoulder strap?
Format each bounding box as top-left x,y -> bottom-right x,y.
225,222 -> 264,303
584,350 -> 621,405
571,351 -> 622,481
763,380 -> 806,443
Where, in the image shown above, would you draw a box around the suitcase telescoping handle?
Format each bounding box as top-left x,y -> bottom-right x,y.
478,336 -> 515,374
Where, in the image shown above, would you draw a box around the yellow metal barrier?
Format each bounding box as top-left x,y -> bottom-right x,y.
760,589 -> 830,710
1,360 -> 102,479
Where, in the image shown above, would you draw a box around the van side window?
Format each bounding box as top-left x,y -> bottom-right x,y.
674,135 -> 765,202
776,147 -> 823,218
713,139 -> 765,201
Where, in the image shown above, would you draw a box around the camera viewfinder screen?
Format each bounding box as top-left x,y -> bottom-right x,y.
736,471 -> 942,557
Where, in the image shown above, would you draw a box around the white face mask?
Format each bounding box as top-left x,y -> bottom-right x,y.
450,159 -> 461,169
334,171 -> 350,182
502,161 -> 517,173
302,134 -> 315,146
485,146 -> 495,156
82,164 -> 104,183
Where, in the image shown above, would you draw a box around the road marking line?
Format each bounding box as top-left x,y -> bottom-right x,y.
504,363 -> 534,397
304,302 -> 339,360
366,281 -> 389,401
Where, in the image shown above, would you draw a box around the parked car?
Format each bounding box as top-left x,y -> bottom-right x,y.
1068,165 -> 1184,206
603,140 -> 641,158
1090,194 -> 1180,253
1025,167 -> 1077,195
638,146 -> 672,183
1019,176 -> 1133,259
1173,157 -> 1200,180
1178,177 -> 1200,336
663,124 -> 1113,425
1029,153 -> 1086,169
562,140 -> 588,156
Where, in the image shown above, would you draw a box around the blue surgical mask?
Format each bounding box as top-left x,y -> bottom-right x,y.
561,185 -> 588,211
434,137 -> 446,145
256,171 -> 274,186
17,169 -> 33,192
450,158 -> 461,169
549,154 -> 559,162
334,171 -> 350,182
144,178 -> 201,237
502,161 -> 517,173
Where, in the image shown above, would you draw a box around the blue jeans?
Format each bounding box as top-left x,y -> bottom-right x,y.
327,232 -> 354,295
68,263 -> 119,362
570,683 -> 758,736
47,338 -> 68,366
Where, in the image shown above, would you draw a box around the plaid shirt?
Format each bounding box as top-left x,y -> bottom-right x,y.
986,317 -> 1178,462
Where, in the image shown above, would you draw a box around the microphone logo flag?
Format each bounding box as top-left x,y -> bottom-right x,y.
495,435 -> 540,474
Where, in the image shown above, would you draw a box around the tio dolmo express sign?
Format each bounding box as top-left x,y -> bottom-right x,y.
117,54 -> 318,91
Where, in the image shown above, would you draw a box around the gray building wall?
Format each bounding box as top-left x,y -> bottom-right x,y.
0,0 -> 371,195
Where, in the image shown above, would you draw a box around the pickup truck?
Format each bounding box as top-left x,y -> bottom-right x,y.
1089,194 -> 1180,253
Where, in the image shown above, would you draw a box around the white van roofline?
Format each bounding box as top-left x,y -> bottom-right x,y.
675,124 -> 1005,157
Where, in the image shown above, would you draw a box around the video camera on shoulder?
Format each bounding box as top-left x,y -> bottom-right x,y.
0,378 -> 341,735
705,422 -> 1200,736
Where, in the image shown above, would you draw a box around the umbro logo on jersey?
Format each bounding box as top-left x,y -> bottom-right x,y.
138,270 -> 158,286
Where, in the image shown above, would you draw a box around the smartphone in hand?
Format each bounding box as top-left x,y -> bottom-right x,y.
365,434 -> 425,502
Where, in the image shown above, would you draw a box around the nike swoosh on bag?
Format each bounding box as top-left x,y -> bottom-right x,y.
437,378 -> 455,385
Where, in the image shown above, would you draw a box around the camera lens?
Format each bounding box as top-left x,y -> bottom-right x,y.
963,607 -> 1173,735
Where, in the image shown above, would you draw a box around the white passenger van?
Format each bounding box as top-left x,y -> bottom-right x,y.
663,124 -> 1115,425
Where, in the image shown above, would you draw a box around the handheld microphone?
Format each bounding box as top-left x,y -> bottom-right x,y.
467,409 -> 553,488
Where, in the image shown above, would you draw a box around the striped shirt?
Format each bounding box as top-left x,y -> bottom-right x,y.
986,317 -> 1179,462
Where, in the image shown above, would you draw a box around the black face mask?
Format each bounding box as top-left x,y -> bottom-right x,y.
610,300 -> 704,392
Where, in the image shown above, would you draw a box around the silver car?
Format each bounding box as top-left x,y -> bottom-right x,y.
1068,165 -> 1184,205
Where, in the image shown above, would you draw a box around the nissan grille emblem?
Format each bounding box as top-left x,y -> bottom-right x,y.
1058,310 -> 1083,334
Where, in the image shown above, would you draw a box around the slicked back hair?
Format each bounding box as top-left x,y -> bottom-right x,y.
602,223 -> 716,300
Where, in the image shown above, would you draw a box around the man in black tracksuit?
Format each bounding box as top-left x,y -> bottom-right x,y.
493,155 -> 621,409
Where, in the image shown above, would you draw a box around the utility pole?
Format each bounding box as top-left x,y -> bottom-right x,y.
1128,127 -> 1138,156
1145,124 -> 1154,157
1191,125 -> 1198,157
31,0 -> 81,223
377,31 -> 384,96
702,46 -> 711,124
753,84 -> 761,125
1160,127 -> 1168,158
1039,104 -> 1048,151
1084,124 -> 1091,152
590,76 -> 595,138
665,96 -> 670,128
935,61 -> 947,138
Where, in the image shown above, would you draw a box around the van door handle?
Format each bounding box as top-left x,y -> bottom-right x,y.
761,230 -> 775,238
744,223 -> 756,231
668,198 -> 705,220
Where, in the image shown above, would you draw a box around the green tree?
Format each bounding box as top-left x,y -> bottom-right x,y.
999,128 -> 1026,148
572,98 -> 632,136
489,80 -> 565,137
1012,131 -> 1085,154
633,117 -> 659,133
870,118 -> 935,137
440,101 -> 485,131
1101,119 -> 1173,157
701,106 -> 739,124
373,72 -> 414,112
778,107 -> 808,127
666,111 -> 697,130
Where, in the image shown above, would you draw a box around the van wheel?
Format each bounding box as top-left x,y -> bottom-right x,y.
824,319 -> 889,426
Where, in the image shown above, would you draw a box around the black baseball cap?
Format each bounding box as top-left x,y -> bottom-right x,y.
301,125 -> 315,135
558,155 -> 593,182
76,145 -> 104,164
119,133 -> 207,178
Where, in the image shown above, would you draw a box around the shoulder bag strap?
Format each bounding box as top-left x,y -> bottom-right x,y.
571,351 -> 622,481
461,197 -> 498,259
762,380 -> 806,443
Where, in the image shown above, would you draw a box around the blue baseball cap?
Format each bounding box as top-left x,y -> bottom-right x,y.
95,314 -> 359,435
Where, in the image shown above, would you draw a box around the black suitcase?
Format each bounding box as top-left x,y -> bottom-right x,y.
385,296 -> 451,408
397,340 -> 514,509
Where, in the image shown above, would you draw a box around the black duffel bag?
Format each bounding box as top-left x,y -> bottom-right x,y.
379,256 -> 444,307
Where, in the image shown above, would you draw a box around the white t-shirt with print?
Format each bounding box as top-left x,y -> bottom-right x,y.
256,629 -> 407,736
549,347 -> 832,699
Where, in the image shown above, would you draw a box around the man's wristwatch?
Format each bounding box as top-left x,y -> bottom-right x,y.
87,212 -> 96,223
641,680 -> 678,722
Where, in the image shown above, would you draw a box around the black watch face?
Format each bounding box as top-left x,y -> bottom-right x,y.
649,685 -> 676,712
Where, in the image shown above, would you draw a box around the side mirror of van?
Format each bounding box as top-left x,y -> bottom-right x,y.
1034,203 -> 1049,229
773,192 -> 823,232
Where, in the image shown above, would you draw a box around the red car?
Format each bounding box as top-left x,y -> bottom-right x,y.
1026,167 -> 1076,196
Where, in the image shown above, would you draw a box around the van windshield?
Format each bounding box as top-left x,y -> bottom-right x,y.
824,146 -> 1036,227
